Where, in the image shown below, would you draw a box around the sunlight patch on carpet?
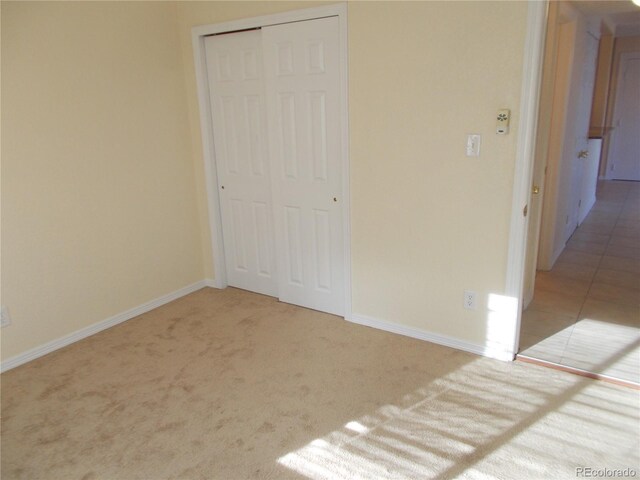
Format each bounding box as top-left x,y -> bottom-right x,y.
277,359 -> 638,479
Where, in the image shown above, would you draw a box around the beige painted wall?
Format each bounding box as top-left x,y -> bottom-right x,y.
3,0 -> 530,363
349,1 -> 527,346
178,1 -> 528,352
1,2 -> 203,360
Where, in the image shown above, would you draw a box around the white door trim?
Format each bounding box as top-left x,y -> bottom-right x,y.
506,0 -> 548,356
191,3 -> 352,320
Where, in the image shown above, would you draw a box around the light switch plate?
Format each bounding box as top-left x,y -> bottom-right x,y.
496,109 -> 510,135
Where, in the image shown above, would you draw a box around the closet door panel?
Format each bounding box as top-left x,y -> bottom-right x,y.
204,31 -> 277,296
263,17 -> 345,315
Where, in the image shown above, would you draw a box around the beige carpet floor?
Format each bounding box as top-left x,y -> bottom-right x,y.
2,287 -> 639,480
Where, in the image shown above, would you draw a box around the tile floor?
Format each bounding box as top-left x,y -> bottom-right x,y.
518,180 -> 640,385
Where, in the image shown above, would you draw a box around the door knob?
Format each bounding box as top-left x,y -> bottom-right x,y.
532,185 -> 540,195
578,150 -> 589,159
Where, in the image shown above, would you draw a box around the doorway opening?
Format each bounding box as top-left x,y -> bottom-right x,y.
516,0 -> 640,387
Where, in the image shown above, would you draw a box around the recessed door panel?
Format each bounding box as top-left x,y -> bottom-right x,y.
284,206 -> 304,286
277,42 -> 295,76
279,93 -> 299,180
244,95 -> 265,176
216,52 -> 232,82
242,49 -> 259,80
309,91 -> 328,182
307,41 -> 326,74
220,96 -> 239,175
312,209 -> 331,292
252,201 -> 273,278
230,199 -> 248,272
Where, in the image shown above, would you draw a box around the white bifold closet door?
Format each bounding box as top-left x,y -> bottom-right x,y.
204,16 -> 345,316
204,30 -> 278,297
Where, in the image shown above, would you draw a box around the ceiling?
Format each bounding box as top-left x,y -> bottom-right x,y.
571,0 -> 640,36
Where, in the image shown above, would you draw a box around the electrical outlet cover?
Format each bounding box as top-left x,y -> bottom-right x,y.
463,290 -> 477,310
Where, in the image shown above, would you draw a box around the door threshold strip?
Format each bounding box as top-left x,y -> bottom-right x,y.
516,354 -> 640,390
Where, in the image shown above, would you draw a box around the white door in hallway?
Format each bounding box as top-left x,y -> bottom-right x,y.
262,17 -> 345,316
566,29 -> 598,235
609,54 -> 640,181
204,30 -> 278,297
577,33 -> 599,225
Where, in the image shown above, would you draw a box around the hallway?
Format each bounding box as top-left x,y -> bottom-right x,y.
518,180 -> 640,386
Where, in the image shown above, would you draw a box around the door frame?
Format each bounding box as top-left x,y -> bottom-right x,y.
521,1 -> 562,310
191,4 -> 352,319
505,0 -> 548,356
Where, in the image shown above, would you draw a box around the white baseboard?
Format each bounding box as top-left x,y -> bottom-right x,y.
1,280 -> 215,373
348,314 -> 515,362
2,285 -> 514,373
